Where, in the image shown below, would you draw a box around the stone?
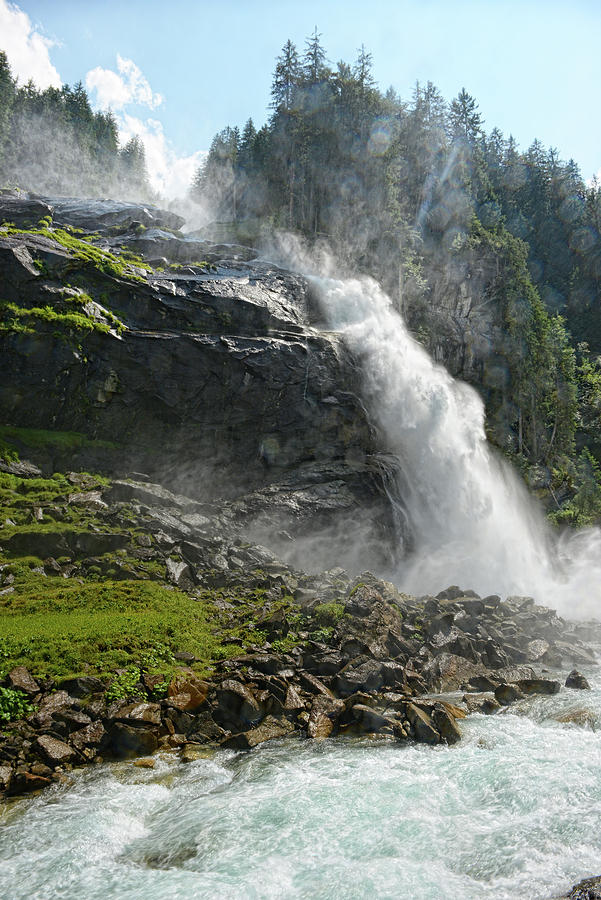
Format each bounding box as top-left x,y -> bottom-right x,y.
297,671 -> 335,698
7,771 -> 52,795
565,669 -> 591,690
349,704 -> 393,733
284,684 -> 305,711
70,721 -> 106,751
222,716 -> 294,750
494,683 -> 524,706
307,695 -> 344,740
213,680 -> 262,730
109,724 -> 158,758
167,674 -> 209,711
34,735 -> 76,765
405,703 -> 440,745
431,704 -> 462,744
114,702 -> 162,726
133,758 -> 155,768
563,875 -> 601,899
7,666 -> 39,695
515,678 -> 561,696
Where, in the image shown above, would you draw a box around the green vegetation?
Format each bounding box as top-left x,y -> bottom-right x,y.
0,686 -> 35,723
0,425 -> 118,457
0,223 -> 146,283
0,576 -> 221,679
313,602 -> 345,626
0,301 -> 111,336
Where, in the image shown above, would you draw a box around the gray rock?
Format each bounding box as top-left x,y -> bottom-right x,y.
34,735 -> 76,765
7,666 -> 39,695
565,669 -> 591,690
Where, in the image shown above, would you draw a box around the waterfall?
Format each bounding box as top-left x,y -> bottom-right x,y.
311,271 -> 601,618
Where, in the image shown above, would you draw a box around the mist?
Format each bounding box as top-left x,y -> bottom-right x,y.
271,235 -> 601,619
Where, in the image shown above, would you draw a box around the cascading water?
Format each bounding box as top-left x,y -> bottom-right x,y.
310,272 -> 601,617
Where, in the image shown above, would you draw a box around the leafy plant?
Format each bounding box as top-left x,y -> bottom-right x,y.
0,686 -> 35,722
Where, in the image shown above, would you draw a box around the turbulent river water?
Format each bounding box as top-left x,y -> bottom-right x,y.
2,667 -> 600,900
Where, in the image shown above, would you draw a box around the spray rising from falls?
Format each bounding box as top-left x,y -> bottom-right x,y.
311,272 -> 601,618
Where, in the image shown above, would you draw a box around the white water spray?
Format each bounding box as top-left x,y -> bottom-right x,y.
312,272 -> 601,618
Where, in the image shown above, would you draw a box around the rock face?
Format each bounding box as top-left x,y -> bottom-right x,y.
0,194 -> 400,572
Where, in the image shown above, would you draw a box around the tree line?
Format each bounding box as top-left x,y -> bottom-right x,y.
190,31 -> 601,524
0,51 -> 151,201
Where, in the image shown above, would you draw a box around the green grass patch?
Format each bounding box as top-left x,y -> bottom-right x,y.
0,577 -> 222,679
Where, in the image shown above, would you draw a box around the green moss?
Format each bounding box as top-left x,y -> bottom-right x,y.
0,300 -> 111,336
1,224 -> 146,282
313,602 -> 345,626
0,426 -> 118,453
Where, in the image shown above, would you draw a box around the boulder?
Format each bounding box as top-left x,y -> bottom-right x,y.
222,716 -> 294,750
307,695 -> 344,740
59,676 -> 106,697
431,704 -> 462,744
114,702 -> 162,726
405,703 -> 440,745
565,670 -> 591,690
34,735 -> 76,765
7,666 -> 39,695
167,674 -> 209,711
213,680 -> 262,730
494,683 -> 524,706
70,721 -> 106,751
515,678 -> 560,696
109,723 -> 158,758
563,875 -> 601,899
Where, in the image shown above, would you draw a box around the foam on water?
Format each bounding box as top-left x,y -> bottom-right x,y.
310,273 -> 601,617
1,677 -> 601,900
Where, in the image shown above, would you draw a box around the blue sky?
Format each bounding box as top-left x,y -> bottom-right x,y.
1,0 -> 600,198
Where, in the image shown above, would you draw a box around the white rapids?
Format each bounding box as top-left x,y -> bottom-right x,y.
1,675 -> 601,900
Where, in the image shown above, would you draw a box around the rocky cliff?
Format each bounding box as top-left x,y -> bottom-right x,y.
0,193 -> 400,573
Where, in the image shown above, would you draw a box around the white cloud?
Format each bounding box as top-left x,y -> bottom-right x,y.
86,55 -> 162,111
0,0 -> 61,88
119,114 -> 205,200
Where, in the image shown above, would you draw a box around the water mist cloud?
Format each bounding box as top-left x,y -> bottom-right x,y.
118,113 -> 206,201
0,0 -> 61,89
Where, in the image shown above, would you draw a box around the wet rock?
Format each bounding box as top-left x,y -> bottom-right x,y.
7,771 -> 52,795
515,678 -> 561,696
298,671 -> 335,698
213,680 -> 262,730
222,715 -> 294,750
525,639 -> 550,662
421,652 -> 488,692
563,875 -> 601,899
0,765 -> 12,790
463,693 -> 501,715
59,676 -> 106,697
7,666 -> 39,695
109,723 -> 158,758
34,735 -> 76,765
114,702 -> 162,726
405,703 -> 440,745
494,683 -> 524,706
431,704 -> 462,744
307,695 -> 345,740
554,708 -> 598,728
349,704 -> 394,733
70,721 -> 106,751
565,669 -> 591,690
